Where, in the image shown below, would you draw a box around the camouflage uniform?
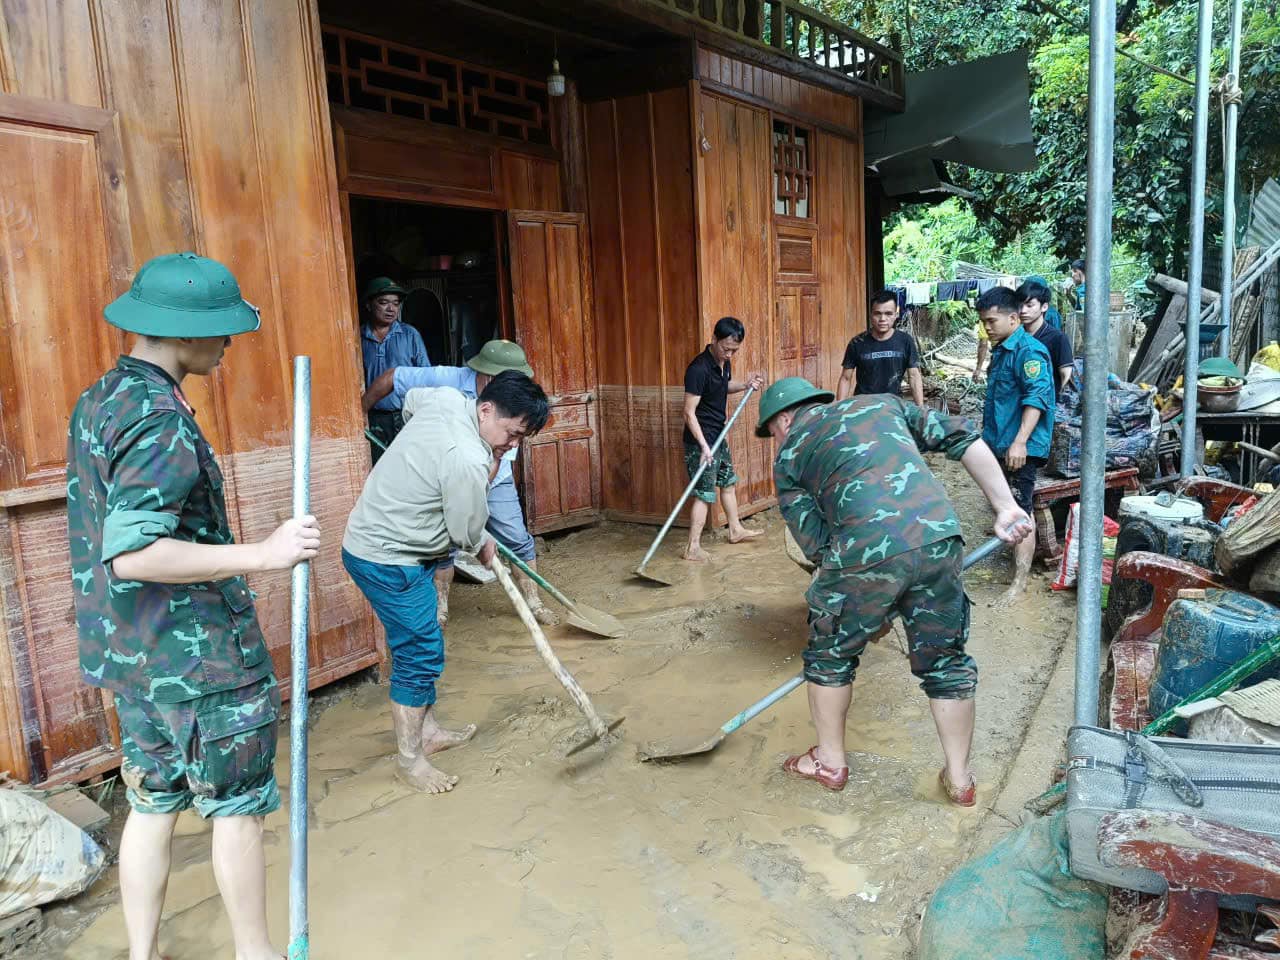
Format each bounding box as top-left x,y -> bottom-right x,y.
775,396 -> 981,698
67,356 -> 279,817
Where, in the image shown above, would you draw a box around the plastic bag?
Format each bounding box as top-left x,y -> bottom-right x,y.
1052,502 -> 1120,591
1048,362 -> 1159,478
919,810 -> 1107,960
0,789 -> 107,916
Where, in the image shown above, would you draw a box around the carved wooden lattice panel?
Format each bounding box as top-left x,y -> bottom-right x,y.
321,26 -> 552,146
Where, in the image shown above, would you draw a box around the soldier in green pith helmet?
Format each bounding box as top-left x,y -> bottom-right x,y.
756,377 -> 1030,807
67,252 -> 319,960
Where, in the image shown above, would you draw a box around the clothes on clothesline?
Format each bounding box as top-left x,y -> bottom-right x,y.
906,282 -> 932,306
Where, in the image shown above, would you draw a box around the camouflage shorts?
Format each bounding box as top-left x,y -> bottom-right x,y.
683,441 -> 738,503
804,537 -> 977,699
114,673 -> 281,818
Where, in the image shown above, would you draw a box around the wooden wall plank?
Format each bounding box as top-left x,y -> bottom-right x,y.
695,91 -> 774,514
585,88 -> 699,522
0,0 -> 103,107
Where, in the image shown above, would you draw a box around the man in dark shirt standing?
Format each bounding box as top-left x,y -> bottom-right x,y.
1016,279 -> 1074,396
836,290 -> 924,405
682,316 -> 765,562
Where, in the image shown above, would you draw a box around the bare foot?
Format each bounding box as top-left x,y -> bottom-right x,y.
683,546 -> 710,562
727,526 -> 763,543
395,755 -> 458,793
531,603 -> 560,627
990,581 -> 1028,608
422,713 -> 477,756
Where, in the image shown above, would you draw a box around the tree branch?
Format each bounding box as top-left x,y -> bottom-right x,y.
1020,0 -> 1194,86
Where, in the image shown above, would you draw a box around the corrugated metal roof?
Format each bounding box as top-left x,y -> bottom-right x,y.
1245,178 -> 1280,247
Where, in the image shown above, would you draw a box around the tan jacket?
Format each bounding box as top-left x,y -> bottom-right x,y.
342,387 -> 492,566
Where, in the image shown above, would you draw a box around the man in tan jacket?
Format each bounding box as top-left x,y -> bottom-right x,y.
342,371 -> 549,794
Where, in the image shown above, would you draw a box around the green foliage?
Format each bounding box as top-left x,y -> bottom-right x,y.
814,0 -> 1280,276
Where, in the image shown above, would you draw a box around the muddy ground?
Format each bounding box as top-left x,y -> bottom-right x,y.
38,457 -> 1074,959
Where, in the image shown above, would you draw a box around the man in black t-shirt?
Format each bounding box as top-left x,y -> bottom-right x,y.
682,316 -> 766,562
836,290 -> 924,404
1016,279 -> 1074,397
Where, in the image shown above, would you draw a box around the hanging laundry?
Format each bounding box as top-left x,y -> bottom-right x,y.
998,275 -> 1018,289
906,282 -> 933,306
936,280 -> 961,301
963,279 -> 980,300
975,278 -> 999,296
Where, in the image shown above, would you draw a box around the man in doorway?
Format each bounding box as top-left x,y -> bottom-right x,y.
68,252 -> 321,960
755,377 -> 1030,805
361,276 -> 429,463
682,317 -> 766,562
1016,278 -> 1074,397
977,287 -> 1055,605
343,371 -> 549,794
837,290 -> 924,405
361,339 -> 558,628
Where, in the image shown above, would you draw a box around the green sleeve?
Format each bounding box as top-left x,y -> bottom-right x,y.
903,401 -> 982,461
775,458 -> 829,564
101,412 -> 200,564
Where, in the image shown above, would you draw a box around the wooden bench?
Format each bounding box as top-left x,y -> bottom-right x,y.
1032,467 -> 1141,562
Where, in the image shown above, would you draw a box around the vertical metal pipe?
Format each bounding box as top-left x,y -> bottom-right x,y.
1182,0 -> 1215,474
1218,0 -> 1245,359
1075,0 -> 1117,726
288,356 -> 312,960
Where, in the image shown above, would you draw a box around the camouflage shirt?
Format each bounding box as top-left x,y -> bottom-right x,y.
775,396 -> 981,570
66,357 -> 272,702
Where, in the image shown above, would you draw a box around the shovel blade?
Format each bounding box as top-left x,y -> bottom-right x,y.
632,563 -> 676,586
564,715 -> 626,757
566,603 -> 625,639
638,730 -> 726,762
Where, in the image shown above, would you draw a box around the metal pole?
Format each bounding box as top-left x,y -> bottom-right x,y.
1181,0 -> 1215,474
288,356 -> 312,960
1217,0 -> 1245,359
1075,0 -> 1116,727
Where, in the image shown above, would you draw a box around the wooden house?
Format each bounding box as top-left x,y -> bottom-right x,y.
0,0 -> 904,784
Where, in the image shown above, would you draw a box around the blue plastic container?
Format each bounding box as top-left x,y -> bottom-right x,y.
1150,588 -> 1280,722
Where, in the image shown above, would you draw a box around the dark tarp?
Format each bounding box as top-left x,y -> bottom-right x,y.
864,49 -> 1035,197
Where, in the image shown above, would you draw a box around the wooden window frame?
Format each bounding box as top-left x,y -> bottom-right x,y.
771,117 -> 814,220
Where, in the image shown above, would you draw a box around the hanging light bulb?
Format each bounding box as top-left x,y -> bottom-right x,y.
548,37 -> 565,97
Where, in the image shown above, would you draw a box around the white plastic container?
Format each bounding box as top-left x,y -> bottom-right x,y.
1118,492 -> 1205,524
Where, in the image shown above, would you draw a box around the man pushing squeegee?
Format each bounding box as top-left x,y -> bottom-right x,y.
741,378 -> 1028,806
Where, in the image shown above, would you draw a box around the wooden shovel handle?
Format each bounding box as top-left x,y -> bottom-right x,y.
488,555 -> 607,737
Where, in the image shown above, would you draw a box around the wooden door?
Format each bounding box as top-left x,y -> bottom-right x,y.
506,211 -> 601,533
0,94 -> 134,783
776,285 -> 822,385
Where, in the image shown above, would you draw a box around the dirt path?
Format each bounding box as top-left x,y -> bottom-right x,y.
45,457 -> 1074,959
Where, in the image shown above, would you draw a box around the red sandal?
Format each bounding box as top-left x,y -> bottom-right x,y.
782,747 -> 849,791
938,768 -> 977,807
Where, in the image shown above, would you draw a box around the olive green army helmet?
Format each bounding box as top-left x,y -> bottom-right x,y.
104,252 -> 260,337
755,377 -> 834,437
361,276 -> 409,303
467,339 -> 534,377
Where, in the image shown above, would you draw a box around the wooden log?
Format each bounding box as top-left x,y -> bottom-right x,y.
1148,273 -> 1221,303
1216,490 -> 1280,578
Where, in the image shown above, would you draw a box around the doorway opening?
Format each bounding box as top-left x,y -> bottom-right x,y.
348,198 -> 507,367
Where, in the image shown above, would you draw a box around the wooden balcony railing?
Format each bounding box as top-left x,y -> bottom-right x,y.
647,0 -> 905,103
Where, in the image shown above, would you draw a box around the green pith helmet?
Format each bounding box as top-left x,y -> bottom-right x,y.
755,377 -> 835,437
104,252 -> 260,337
467,339 -> 534,377
361,276 -> 409,303
1197,357 -> 1244,380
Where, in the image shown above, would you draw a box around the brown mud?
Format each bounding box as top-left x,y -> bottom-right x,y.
40,457 -> 1073,959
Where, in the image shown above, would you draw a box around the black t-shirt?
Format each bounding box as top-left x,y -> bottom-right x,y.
841,329 -> 920,397
1031,322 -> 1074,397
683,347 -> 731,445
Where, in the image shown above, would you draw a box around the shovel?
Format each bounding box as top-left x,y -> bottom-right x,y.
639,534 -> 1010,762
494,541 -> 624,638
634,386 -> 758,586
489,555 -> 624,756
